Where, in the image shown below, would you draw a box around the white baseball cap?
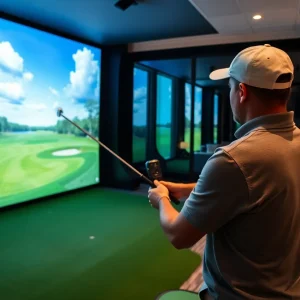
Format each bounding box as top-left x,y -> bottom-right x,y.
209,44 -> 294,90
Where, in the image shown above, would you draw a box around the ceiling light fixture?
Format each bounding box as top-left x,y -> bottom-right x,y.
253,14 -> 262,20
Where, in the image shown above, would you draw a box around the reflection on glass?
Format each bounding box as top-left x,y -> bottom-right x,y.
194,87 -> 202,151
184,84 -> 202,153
156,75 -> 172,159
133,68 -> 148,162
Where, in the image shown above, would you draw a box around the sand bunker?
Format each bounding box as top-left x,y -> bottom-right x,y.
52,149 -> 81,156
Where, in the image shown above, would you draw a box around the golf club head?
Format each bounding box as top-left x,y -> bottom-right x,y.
56,107 -> 63,117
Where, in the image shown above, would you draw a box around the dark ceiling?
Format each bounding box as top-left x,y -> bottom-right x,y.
0,0 -> 217,45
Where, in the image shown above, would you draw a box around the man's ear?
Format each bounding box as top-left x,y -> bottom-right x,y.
239,83 -> 247,103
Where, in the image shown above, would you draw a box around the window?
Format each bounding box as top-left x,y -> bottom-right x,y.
213,94 -> 219,144
184,84 -> 202,153
156,75 -> 172,159
133,67 -> 148,162
194,87 -> 203,152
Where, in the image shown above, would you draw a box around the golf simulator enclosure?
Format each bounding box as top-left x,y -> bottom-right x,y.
0,9 -> 230,300
0,16 -> 101,208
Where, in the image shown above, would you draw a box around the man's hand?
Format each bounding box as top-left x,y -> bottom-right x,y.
159,181 -> 195,199
148,180 -> 170,209
148,180 -> 205,249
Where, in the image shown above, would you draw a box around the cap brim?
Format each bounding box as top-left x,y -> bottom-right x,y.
209,68 -> 230,80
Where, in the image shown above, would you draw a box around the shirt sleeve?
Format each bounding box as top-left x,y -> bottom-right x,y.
181,148 -> 249,233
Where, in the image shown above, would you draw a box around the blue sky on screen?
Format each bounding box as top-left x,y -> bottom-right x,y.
0,18 -> 101,126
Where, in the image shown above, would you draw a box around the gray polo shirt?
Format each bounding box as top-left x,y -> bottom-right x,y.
182,112 -> 300,299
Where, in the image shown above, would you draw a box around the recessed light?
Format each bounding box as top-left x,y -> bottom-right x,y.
253,15 -> 262,20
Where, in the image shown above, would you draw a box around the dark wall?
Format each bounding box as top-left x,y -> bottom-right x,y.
201,88 -> 215,145
100,46 -> 139,189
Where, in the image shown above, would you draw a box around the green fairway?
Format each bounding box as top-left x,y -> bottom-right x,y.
0,188 -> 200,300
0,131 -> 99,208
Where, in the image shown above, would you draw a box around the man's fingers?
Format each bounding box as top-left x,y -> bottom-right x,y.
159,181 -> 168,185
159,181 -> 172,188
154,180 -> 160,187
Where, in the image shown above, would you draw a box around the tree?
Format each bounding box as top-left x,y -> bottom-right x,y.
84,99 -> 99,135
0,116 -> 9,132
133,126 -> 146,138
185,116 -> 191,128
72,117 -> 85,137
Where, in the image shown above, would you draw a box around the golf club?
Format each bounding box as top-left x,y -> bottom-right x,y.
56,107 -> 180,205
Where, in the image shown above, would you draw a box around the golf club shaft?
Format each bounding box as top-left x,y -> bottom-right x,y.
60,113 -> 154,186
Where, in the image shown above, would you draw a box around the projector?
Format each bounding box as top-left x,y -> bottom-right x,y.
114,0 -> 138,11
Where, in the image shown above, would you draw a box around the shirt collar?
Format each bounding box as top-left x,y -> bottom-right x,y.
235,111 -> 295,139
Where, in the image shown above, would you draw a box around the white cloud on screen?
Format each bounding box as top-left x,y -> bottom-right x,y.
53,101 -> 60,109
0,41 -> 23,74
0,42 -> 34,104
49,87 -> 59,96
1,101 -> 54,126
134,87 -> 146,103
25,103 -> 48,112
23,72 -> 34,81
0,82 -> 24,104
64,47 -> 100,103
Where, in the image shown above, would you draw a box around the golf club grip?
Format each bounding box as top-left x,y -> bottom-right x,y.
147,181 -> 180,205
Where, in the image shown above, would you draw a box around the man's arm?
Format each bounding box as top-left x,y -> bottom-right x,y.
148,149 -> 249,249
158,196 -> 205,249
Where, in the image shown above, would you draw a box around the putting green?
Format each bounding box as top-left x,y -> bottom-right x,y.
0,131 -> 99,207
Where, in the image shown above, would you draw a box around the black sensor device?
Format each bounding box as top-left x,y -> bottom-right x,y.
145,159 -> 180,205
145,159 -> 162,181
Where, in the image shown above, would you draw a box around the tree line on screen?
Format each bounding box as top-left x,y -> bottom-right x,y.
0,100 -> 99,137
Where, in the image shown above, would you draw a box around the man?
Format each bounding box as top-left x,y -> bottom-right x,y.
148,44 -> 300,299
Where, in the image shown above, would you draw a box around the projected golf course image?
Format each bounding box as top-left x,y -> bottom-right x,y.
0,129 -> 99,208
0,16 -> 101,208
